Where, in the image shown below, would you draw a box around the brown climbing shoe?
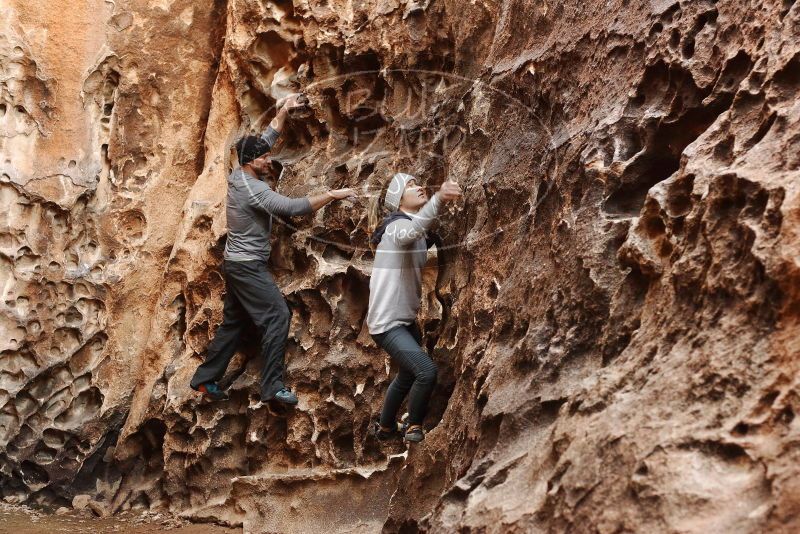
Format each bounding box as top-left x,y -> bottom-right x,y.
373,421 -> 406,441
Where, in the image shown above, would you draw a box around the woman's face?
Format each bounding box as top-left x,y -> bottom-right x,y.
399,179 -> 428,211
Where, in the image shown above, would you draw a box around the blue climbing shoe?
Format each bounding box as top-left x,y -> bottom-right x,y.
404,425 -> 425,443
271,388 -> 299,406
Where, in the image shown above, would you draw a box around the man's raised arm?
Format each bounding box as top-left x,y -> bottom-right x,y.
267,93 -> 302,135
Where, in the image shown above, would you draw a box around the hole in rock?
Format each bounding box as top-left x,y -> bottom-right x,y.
681,37 -> 695,59
719,51 -> 752,91
322,244 -> 351,263
487,281 -> 499,300
669,29 -> 680,49
746,111 -> 777,150
0,349 -> 37,374
713,135 -> 735,164
34,443 -> 58,464
603,63 -> 738,217
691,9 -> 717,37
779,406 -> 795,424
54,387 -> 103,428
72,373 -> 92,393
0,368 -> 27,392
0,409 -> 21,443
169,294 -> 187,341
42,428 -> 69,448
772,53 -> 800,98
44,388 -> 73,419
732,422 -> 750,435
13,423 -> 37,448
666,174 -> 695,216
14,392 -> 38,417
332,431 -> 357,464
134,419 -> 167,458
603,152 -> 679,217
252,31 -> 293,68
710,441 -> 748,461
19,460 -> 49,486
541,398 -> 567,417
69,334 -> 107,376
661,3 -> 681,22
63,307 -> 84,327
780,0 -> 797,19
649,22 -> 663,39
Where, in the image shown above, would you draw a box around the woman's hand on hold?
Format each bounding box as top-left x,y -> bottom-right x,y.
438,180 -> 462,202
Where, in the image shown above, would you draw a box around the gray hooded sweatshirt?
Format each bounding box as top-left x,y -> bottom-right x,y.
367,194 -> 441,335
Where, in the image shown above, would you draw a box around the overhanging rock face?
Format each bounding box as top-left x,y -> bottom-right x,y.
2,0 -> 799,532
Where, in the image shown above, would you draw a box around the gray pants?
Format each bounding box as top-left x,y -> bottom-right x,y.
372,322 -> 438,427
190,260 -> 290,399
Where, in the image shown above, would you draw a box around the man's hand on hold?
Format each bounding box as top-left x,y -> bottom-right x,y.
277,93 -> 303,111
328,188 -> 357,201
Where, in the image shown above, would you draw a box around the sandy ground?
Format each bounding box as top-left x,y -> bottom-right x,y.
0,504 -> 241,534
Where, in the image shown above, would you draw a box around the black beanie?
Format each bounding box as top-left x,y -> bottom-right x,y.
235,134 -> 274,166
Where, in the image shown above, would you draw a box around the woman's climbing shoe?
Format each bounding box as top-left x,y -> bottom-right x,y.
373,421 -> 406,441
404,425 -> 425,443
196,382 -> 229,401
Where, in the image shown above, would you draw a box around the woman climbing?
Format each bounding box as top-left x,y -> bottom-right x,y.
367,172 -> 462,442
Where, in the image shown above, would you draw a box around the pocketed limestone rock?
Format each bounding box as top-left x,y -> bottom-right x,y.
1,0 -> 799,532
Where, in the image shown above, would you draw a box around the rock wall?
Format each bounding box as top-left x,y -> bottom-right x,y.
2,0 -> 799,532
0,0 -> 226,509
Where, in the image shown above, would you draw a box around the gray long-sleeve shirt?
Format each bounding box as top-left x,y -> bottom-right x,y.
223,128 -> 313,262
367,194 -> 441,335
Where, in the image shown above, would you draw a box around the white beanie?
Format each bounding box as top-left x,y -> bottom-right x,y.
384,172 -> 415,211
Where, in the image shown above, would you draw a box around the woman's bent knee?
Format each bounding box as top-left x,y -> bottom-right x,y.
416,359 -> 438,385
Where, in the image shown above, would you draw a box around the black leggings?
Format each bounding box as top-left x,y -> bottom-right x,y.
372,323 -> 437,427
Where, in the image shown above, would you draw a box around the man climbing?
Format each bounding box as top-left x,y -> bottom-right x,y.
191,94 -> 356,405
368,173 -> 462,442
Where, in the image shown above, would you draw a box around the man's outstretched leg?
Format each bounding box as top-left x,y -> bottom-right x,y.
190,265 -> 248,401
